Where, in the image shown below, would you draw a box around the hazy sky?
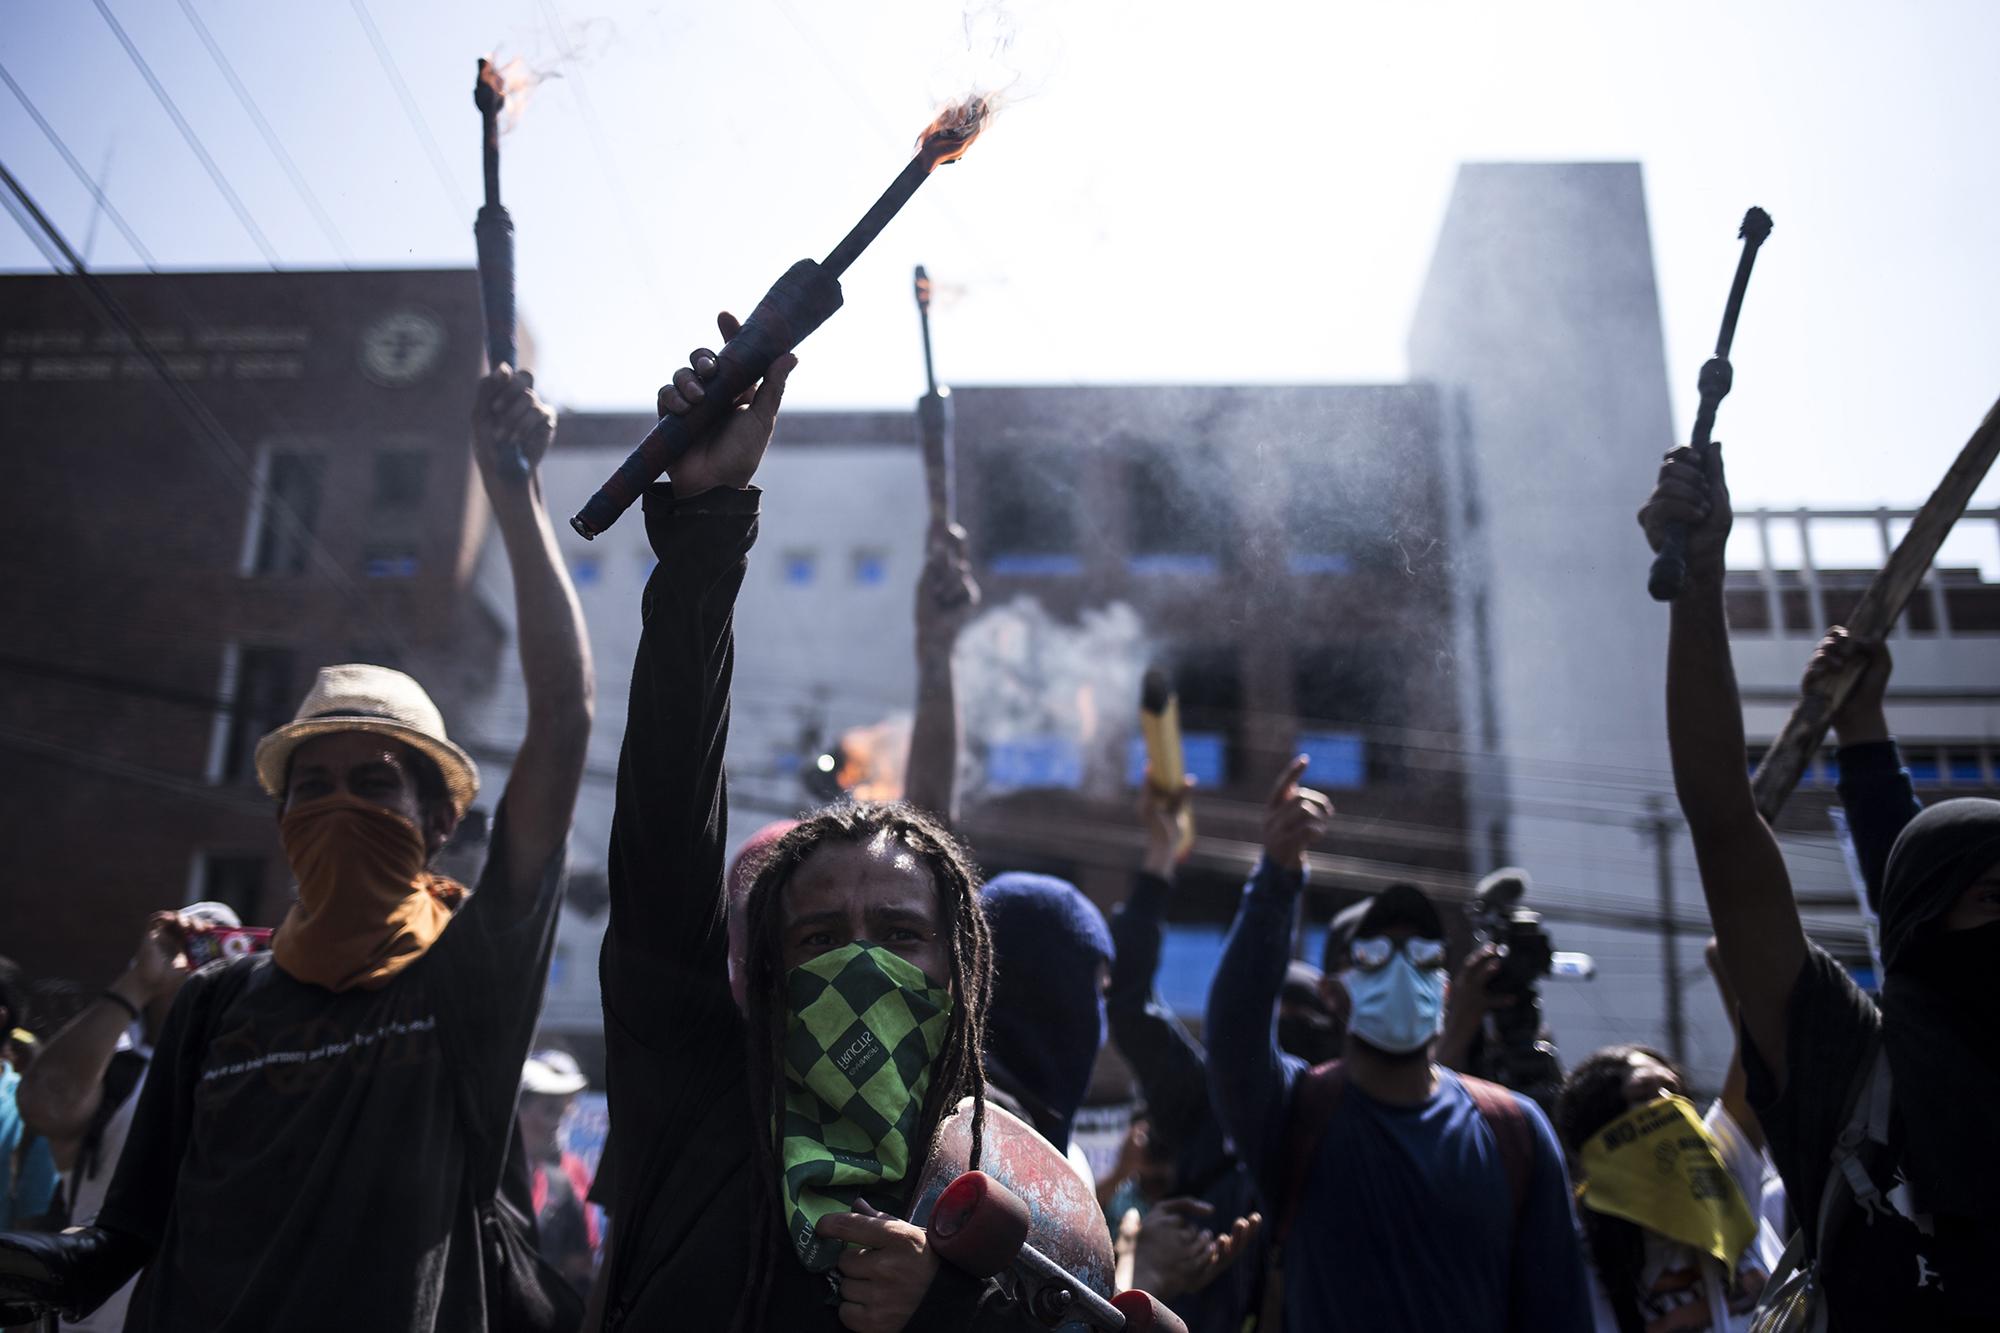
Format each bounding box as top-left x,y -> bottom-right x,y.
6,0 -> 1999,548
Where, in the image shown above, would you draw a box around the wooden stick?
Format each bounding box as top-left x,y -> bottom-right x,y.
1752,394 -> 2000,821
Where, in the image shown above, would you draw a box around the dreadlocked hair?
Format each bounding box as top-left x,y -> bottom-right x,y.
730,800 -> 993,1333
1556,1044 -> 1682,1333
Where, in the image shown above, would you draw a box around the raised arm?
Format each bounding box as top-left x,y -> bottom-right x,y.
1107,780 -> 1211,1151
470,367 -> 594,910
18,916 -> 187,1165
1206,758 -> 1330,1199
903,521 -> 978,823
605,318 -> 795,1027
1639,444 -> 1805,1076
1812,628 -> 1919,912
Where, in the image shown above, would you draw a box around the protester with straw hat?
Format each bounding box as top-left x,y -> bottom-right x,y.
0,365 -> 593,1332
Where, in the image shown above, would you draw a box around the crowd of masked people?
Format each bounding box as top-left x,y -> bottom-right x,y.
0,339 -> 1989,1332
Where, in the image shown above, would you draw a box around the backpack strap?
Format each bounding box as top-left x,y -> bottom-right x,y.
1457,1073 -> 1533,1224
1815,1039 -> 1892,1255
1276,1059 -> 1346,1247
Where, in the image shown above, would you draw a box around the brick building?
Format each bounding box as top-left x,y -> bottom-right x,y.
0,269 -> 504,986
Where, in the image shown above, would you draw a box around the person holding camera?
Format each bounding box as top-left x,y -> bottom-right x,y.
1205,757 -> 1590,1333
0,365 -> 593,1331
13,904 -> 239,1330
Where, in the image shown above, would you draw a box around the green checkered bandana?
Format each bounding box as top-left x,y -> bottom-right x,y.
778,941 -> 954,1271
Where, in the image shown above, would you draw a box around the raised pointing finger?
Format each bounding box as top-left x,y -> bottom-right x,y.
1266,756 -> 1309,808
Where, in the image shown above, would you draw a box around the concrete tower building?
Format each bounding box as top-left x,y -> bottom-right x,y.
1407,163 -> 1726,1078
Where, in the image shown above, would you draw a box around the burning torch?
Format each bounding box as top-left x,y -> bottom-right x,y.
1139,667 -> 1195,858
1647,207 -> 1772,600
571,99 -> 992,539
473,58 -> 529,480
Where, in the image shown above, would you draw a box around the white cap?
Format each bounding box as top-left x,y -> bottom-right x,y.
521,1049 -> 587,1096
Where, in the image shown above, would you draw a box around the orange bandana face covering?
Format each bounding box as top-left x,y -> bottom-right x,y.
273,793 -> 463,992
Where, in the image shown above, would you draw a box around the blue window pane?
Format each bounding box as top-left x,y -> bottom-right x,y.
1287,553 -> 1353,576
364,552 -> 419,579
1948,753 -> 1984,785
1126,732 -> 1228,789
986,737 -> 1084,791
853,551 -> 888,585
1298,732 -> 1366,789
571,555 -> 601,586
1156,926 -> 1228,1016
1126,553 -> 1220,577
1908,752 -> 1941,786
784,554 -> 815,585
989,553 -> 1084,577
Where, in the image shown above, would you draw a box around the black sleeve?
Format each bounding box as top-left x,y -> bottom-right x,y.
1834,739 -> 1921,915
603,484 -> 759,1045
435,798 -> 569,1191
1741,945 -> 1882,1237
1106,872 -> 1212,1152
93,964 -> 228,1247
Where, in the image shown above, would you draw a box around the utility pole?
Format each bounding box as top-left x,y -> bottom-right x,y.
1641,796 -> 1688,1067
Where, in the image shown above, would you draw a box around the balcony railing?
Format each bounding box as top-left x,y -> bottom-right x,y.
1724,506 -> 2000,638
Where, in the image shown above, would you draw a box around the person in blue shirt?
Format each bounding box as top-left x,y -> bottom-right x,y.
0,960 -> 58,1233
1207,757 -> 1593,1333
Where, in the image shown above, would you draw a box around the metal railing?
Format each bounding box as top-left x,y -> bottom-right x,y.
1728,506 -> 2000,638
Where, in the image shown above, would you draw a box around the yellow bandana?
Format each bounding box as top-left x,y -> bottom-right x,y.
1579,1094 -> 1757,1266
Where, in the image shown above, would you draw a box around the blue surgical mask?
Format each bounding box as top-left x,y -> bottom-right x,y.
1343,943 -> 1446,1055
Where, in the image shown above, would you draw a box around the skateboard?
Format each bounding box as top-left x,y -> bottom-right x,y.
907,1097 -> 1184,1332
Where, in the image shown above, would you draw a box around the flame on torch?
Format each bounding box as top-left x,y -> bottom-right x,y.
916,94 -> 992,169
477,55 -> 543,133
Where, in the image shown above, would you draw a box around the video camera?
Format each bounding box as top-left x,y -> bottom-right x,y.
1463,868 -> 1595,1109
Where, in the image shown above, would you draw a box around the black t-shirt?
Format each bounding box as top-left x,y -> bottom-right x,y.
1743,945 -> 1981,1330
97,805 -> 564,1332
599,486 -> 1011,1332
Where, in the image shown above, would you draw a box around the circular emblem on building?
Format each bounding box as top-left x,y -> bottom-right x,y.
358,307 -> 446,386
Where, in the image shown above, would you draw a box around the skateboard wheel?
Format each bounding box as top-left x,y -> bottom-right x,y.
926,1170 -> 1031,1278
1111,1290 -> 1188,1333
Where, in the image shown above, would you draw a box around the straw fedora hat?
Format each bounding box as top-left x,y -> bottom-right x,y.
253,664 -> 479,816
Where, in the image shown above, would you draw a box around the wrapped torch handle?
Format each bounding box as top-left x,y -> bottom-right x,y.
474,204 -> 529,481
571,259 -> 844,539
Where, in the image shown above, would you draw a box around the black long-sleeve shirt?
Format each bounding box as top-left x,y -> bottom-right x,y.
596,484 -> 1003,1332
1833,738 -> 1921,914
1105,871 -> 1263,1333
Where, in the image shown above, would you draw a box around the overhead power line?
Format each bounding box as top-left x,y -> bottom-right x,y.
89,0 -> 280,267
175,0 -> 355,265
0,59 -> 157,268
346,0 -> 470,220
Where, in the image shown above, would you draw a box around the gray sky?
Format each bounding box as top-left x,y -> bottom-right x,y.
6,0 -> 1999,558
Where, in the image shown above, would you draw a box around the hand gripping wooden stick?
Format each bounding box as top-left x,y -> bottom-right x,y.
1750,395 -> 2000,821
1648,207 -> 1773,601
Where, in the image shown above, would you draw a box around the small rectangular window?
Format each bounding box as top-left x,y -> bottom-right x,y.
363,546 -> 421,579
250,452 -> 325,576
1947,750 -> 1984,786
1296,732 -> 1366,790
570,554 -> 602,586
222,647 -> 295,784
1907,748 -> 1941,786
852,549 -> 889,586
371,451 -> 429,510
982,448 -> 1079,566
782,550 -> 817,586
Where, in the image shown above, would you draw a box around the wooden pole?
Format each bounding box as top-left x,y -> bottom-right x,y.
1752,395 -> 2000,821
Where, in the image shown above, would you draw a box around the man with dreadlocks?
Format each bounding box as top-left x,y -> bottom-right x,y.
592,322 -> 1017,1333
